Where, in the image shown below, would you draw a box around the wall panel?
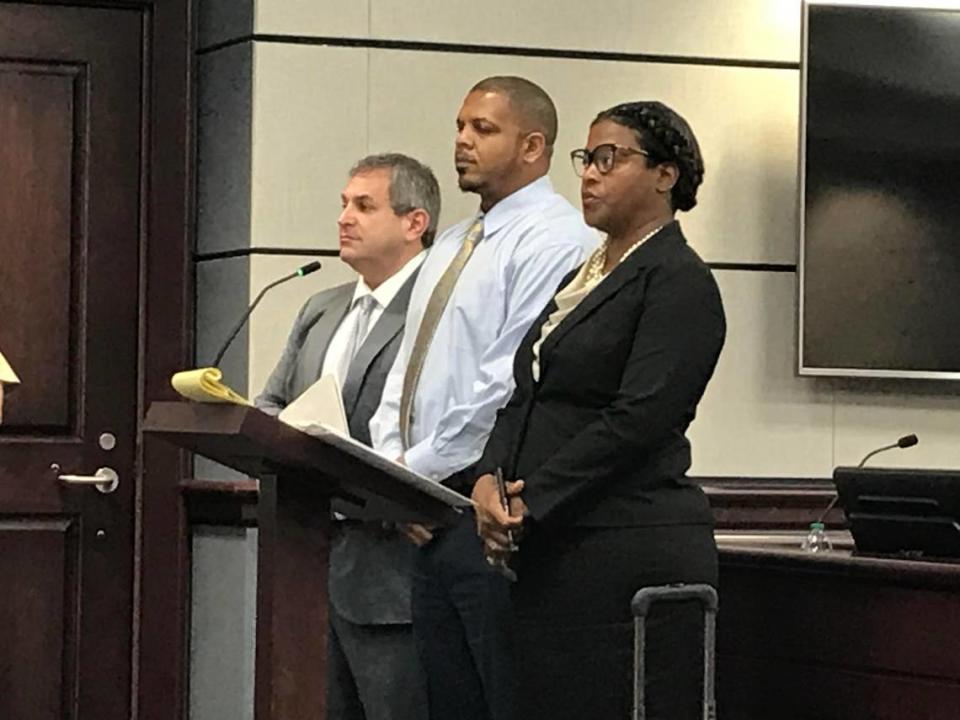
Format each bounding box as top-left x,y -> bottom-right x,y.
254,0 -> 802,64
690,271 -> 834,477
368,48 -> 800,264
250,44 -> 369,251
834,384 -> 960,469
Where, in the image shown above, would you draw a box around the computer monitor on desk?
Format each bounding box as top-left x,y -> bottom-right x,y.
834,466 -> 960,560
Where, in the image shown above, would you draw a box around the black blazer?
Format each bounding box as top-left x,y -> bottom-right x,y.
477,221 -> 725,528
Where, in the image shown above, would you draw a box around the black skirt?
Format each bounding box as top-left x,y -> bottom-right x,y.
510,522 -> 717,720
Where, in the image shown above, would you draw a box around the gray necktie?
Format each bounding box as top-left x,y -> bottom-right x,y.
339,294 -> 376,385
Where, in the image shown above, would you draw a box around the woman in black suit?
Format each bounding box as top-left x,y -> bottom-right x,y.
472,101 -> 725,720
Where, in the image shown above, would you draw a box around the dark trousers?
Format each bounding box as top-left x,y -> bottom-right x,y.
411,511 -> 516,720
511,523 -> 718,720
327,606 -> 428,720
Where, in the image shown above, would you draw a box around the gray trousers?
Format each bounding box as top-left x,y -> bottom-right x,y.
328,607 -> 428,720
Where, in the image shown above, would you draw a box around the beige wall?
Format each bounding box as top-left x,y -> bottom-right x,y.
196,0 -> 960,481
254,0 -> 801,63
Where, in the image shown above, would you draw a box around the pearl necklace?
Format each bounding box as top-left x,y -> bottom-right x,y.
584,224 -> 666,284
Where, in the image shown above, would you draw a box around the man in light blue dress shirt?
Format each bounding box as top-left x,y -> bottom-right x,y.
370,76 -> 597,720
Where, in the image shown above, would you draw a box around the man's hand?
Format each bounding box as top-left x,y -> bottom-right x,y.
471,474 -> 526,559
394,457 -> 433,545
400,523 -> 435,546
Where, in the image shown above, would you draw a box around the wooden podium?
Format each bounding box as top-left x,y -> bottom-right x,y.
144,401 -> 465,720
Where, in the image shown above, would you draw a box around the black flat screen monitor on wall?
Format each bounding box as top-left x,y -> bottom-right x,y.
799,2 -> 960,379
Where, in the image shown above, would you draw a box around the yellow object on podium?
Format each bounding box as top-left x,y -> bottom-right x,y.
170,367 -> 251,406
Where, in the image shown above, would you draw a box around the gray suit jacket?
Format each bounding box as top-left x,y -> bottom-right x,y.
255,272 -> 418,625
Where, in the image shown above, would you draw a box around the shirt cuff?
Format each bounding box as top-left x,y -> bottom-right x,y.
404,441 -> 459,483
374,437 -> 404,464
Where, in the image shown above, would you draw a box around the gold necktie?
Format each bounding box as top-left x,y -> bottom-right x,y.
399,216 -> 483,449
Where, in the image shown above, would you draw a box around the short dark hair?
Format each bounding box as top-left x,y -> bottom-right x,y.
349,153 -> 441,247
593,101 -> 705,212
470,76 -> 558,154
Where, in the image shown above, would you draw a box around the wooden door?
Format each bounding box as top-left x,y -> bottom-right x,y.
0,4 -> 143,719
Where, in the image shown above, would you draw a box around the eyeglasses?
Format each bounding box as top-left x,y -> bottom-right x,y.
570,143 -> 649,177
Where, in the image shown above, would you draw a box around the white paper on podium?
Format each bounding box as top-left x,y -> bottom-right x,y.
306,423 -> 473,510
278,374 -> 349,435
276,373 -> 472,512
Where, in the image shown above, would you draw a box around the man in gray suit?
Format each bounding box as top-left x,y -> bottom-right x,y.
256,153 -> 440,720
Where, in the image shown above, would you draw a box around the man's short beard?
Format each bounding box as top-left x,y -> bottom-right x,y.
457,175 -> 484,193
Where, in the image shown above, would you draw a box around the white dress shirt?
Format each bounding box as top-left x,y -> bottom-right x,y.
321,252 -> 425,386
370,176 -> 599,481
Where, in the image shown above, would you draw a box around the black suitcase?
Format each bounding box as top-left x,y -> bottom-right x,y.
631,583 -> 718,720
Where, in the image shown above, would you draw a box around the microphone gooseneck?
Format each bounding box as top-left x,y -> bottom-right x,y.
856,442 -> 898,468
211,261 -> 322,367
816,434 -> 920,524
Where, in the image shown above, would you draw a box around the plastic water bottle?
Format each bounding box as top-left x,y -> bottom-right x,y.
801,521 -> 833,553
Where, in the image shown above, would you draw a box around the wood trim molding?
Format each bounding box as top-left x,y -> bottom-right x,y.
182,479 -> 259,527
179,476 -> 848,532
719,544 -> 960,590
135,1 -> 194,719
699,476 -> 845,530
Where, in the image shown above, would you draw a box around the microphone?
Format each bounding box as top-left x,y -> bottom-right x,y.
211,261 -> 322,366
856,433 -> 918,467
816,434 -> 919,524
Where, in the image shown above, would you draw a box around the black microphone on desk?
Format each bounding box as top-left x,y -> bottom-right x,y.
211,260 -> 323,366
816,434 -> 920,524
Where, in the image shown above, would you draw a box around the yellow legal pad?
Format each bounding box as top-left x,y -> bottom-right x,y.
170,367 -> 252,406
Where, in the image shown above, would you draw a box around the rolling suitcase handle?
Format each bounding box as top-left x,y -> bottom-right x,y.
631,584 -> 718,720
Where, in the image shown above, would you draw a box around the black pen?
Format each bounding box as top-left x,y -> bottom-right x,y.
489,466 -> 518,582
495,466 -> 519,552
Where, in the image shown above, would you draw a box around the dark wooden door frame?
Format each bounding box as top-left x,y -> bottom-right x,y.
135,1 -> 194,719
19,0 -> 197,717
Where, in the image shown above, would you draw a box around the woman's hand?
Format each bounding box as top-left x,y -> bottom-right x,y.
472,474 -> 526,560
508,485 -> 529,523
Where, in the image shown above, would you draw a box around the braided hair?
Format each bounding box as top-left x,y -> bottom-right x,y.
593,101 -> 704,212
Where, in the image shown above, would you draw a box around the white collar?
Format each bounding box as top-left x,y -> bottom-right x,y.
479,175 -> 555,237
353,251 -> 425,309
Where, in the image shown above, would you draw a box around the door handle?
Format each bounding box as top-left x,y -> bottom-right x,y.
58,466 -> 119,494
